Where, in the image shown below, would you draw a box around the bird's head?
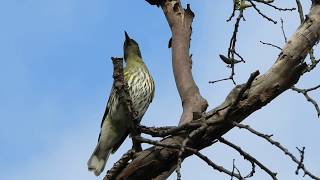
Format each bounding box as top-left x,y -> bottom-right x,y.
123,31 -> 142,61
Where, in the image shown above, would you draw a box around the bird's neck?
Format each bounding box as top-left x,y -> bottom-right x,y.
125,54 -> 144,67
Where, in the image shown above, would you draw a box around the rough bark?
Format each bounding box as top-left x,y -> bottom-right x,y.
112,2 -> 320,180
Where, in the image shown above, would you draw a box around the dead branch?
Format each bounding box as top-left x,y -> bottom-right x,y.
291,85 -> 320,117
296,0 -> 305,23
161,0 -> 208,125
106,2 -> 320,180
295,146 -> 306,175
232,121 -> 319,180
280,18 -> 288,43
212,0 -> 295,85
104,150 -> 135,180
134,136 -> 243,180
260,41 -> 282,50
219,137 -> 277,180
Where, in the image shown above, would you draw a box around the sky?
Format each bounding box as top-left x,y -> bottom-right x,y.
0,0 -> 319,180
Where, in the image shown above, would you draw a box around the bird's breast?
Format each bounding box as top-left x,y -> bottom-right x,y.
125,67 -> 154,119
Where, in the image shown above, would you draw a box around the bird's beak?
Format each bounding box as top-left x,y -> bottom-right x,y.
124,31 -> 130,42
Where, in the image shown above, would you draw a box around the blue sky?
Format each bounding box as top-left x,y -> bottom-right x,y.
0,0 -> 319,180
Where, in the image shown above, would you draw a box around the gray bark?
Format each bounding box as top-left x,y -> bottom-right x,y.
111,1 -> 320,180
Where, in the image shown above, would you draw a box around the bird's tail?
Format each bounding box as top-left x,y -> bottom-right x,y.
87,145 -> 111,176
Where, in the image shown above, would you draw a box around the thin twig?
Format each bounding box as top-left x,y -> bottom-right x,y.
231,159 -> 244,180
176,123 -> 208,179
292,86 -> 320,117
232,121 -> 320,180
247,0 -> 277,24
260,41 -> 282,50
252,0 -> 296,12
227,3 -> 237,22
280,18 -> 288,43
295,146 -> 306,175
219,137 -> 278,180
296,0 -> 305,23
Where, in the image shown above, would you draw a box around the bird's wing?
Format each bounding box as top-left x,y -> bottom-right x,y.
111,130 -> 129,153
98,86 -> 116,141
111,116 -> 143,153
150,76 -> 155,102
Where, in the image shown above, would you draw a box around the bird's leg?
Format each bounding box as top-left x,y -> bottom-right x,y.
130,116 -> 143,152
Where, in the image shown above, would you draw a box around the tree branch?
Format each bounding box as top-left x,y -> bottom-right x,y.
231,122 -> 319,179
161,0 -> 208,125
111,57 -> 142,152
108,2 -> 320,180
219,137 -> 277,180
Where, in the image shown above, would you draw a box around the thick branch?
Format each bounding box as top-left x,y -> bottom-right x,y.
162,0 -> 208,125
110,2 -> 320,180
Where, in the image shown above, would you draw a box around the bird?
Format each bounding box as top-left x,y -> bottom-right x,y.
219,54 -> 243,66
87,31 -> 155,176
